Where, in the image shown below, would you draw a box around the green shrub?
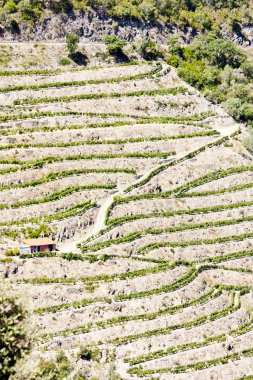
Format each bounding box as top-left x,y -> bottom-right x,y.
66,33 -> 79,56
5,246 -> 19,256
104,34 -> 127,55
29,351 -> 73,380
167,35 -> 184,57
166,54 -> 180,67
0,288 -> 32,380
241,103 -> 253,121
77,346 -> 101,362
242,61 -> 253,79
4,0 -> 17,13
12,246 -> 20,255
61,252 -> 84,261
192,35 -> 246,69
1,228 -> 19,239
138,39 -> 163,60
178,61 -> 204,88
222,97 -> 244,120
22,224 -> 52,239
59,57 -> 71,66
18,0 -> 43,22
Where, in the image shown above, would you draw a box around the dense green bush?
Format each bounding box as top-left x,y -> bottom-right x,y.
78,346 -> 102,362
222,97 -> 244,120
242,61 -> 253,79
167,35 -> 184,57
242,103 -> 253,121
179,34 -> 246,71
4,0 -> 17,13
104,34 -> 127,55
166,32 -> 252,127
18,0 -> 43,22
192,35 -> 246,68
0,288 -> 31,380
178,61 -> 205,87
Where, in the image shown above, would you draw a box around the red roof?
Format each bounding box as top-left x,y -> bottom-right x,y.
22,238 -> 55,246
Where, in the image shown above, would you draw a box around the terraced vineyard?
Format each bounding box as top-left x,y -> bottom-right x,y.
1,58 -> 253,379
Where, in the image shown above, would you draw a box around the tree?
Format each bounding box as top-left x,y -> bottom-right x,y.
104,35 -> 127,55
205,38 -> 245,68
0,287 -> 32,380
192,35 -> 246,68
66,33 -> 80,56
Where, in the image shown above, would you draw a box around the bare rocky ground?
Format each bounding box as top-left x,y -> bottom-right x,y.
0,43 -> 253,379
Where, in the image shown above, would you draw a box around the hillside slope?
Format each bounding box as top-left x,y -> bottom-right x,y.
0,0 -> 252,43
1,55 -> 253,378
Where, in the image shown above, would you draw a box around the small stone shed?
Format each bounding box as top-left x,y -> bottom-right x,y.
20,238 -> 56,254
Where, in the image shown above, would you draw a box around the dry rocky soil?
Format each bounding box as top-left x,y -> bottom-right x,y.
0,43 -> 253,379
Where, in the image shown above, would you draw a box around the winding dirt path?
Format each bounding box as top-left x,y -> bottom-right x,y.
59,130 -> 237,253
59,191 -> 121,253
59,68 -> 240,253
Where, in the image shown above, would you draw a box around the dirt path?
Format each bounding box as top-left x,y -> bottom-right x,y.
59,69 -> 239,254
59,128 -> 237,253
59,191 -> 121,253
59,153 -> 171,253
